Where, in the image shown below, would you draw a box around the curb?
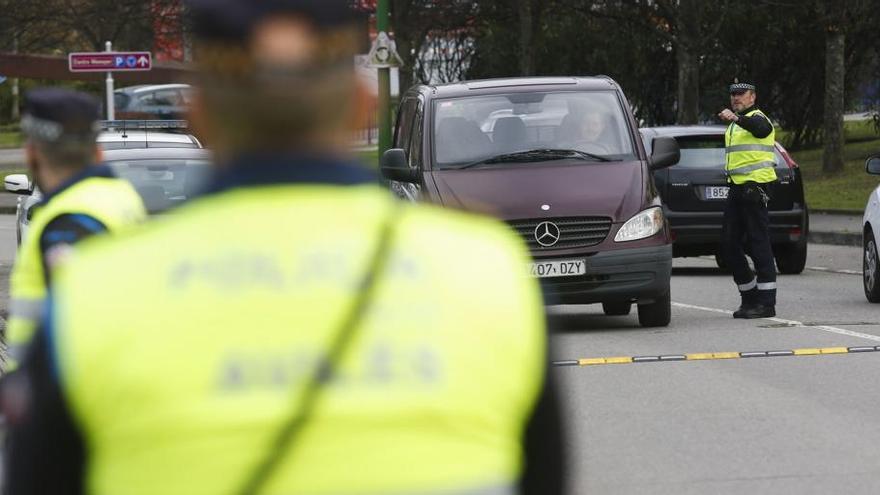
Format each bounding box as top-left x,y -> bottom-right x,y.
808,230 -> 861,247
811,208 -> 864,216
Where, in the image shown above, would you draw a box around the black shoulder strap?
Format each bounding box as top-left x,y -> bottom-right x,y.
236,200 -> 400,495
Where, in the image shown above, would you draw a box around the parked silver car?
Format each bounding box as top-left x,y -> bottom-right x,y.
5,147 -> 211,246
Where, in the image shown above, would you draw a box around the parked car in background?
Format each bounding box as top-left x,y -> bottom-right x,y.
381,77 -> 680,327
863,154 -> 880,302
5,124 -> 207,245
640,125 -> 809,274
113,84 -> 192,120
97,120 -> 200,150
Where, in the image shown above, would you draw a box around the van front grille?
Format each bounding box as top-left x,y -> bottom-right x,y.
508,216 -> 612,250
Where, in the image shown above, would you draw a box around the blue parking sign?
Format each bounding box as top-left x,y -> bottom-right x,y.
115,56 -> 125,68
126,55 -> 137,68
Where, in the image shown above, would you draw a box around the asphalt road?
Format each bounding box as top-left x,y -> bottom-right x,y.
552,245 -> 880,494
0,216 -> 875,492
0,149 -> 24,169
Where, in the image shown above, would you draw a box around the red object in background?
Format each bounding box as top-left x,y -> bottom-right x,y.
152,0 -> 185,62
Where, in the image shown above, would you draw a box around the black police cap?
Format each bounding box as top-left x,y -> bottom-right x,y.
187,0 -> 362,41
21,88 -> 100,143
729,78 -> 756,94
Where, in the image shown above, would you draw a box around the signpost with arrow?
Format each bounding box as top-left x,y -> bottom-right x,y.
69,43 -> 153,119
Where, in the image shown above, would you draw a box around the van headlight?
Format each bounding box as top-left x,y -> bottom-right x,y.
614,207 -> 664,242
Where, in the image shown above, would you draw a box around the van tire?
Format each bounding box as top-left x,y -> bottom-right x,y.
638,291 -> 671,327
602,301 -> 632,316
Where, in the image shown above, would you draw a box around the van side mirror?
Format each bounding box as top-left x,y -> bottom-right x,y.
380,148 -> 419,183
649,137 -> 680,170
4,174 -> 32,195
867,154 -> 880,175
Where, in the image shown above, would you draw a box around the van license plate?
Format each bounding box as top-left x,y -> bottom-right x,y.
704,186 -> 729,200
529,259 -> 587,278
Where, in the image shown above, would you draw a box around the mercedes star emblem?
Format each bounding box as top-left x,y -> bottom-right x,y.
534,221 -> 561,247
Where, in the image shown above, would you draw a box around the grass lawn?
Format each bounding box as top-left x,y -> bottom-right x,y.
355,148 -> 379,168
0,130 -> 22,149
788,125 -> 880,211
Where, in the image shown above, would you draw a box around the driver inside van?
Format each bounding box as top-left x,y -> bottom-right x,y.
558,111 -> 610,153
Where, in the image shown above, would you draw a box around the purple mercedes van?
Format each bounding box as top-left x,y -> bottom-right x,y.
381,77 -> 680,327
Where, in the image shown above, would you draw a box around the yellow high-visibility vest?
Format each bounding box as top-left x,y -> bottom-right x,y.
725,109 -> 777,184
7,174 -> 145,368
51,185 -> 547,495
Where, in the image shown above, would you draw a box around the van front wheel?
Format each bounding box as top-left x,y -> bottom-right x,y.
638,291 -> 671,327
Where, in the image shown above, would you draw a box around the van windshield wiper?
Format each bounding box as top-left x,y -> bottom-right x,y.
450,148 -> 614,170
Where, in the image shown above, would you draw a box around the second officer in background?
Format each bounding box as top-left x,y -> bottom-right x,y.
5,88 -> 146,368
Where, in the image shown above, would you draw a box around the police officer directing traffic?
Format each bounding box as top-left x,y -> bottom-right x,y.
718,79 -> 778,319
4,1 -> 564,494
5,88 -> 146,369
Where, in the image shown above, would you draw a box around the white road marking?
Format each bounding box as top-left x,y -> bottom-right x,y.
672,301 -> 880,343
806,266 -> 861,276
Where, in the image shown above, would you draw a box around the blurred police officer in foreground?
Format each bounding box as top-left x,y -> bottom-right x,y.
718,80 -> 778,318
4,89 -> 146,369
4,1 -> 564,494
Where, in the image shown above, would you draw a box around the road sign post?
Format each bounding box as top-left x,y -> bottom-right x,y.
105,42 -> 114,120
68,46 -> 153,120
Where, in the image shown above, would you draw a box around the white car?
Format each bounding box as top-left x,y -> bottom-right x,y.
97,129 -> 201,150
864,154 -> 880,302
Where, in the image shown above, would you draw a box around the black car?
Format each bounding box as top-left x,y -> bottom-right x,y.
640,125 -> 809,274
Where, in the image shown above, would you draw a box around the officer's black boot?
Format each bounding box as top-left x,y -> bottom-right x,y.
735,305 -> 776,319
732,289 -> 758,318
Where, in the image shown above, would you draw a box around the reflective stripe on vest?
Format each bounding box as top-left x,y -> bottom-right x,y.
727,161 -> 776,175
8,297 -> 44,321
725,109 -> 777,185
5,297 -> 45,367
7,176 -> 146,370
726,144 -> 776,154
51,186 -> 546,495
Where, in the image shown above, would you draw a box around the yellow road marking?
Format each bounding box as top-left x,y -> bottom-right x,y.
819,347 -> 849,354
554,346 -> 880,367
579,356 -> 632,366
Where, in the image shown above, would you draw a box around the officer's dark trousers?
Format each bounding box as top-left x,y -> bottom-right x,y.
721,182 -> 776,307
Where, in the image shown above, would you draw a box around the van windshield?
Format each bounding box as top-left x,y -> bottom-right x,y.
432,91 -> 635,169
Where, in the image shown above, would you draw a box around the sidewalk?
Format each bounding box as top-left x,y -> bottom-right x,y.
809,211 -> 863,247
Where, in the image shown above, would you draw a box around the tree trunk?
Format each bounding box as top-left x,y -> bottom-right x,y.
676,45 -> 699,124
11,35 -> 19,121
822,28 -> 845,174
674,0 -> 700,124
518,0 -> 534,76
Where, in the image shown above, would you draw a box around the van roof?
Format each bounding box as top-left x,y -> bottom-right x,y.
415,76 -> 621,99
